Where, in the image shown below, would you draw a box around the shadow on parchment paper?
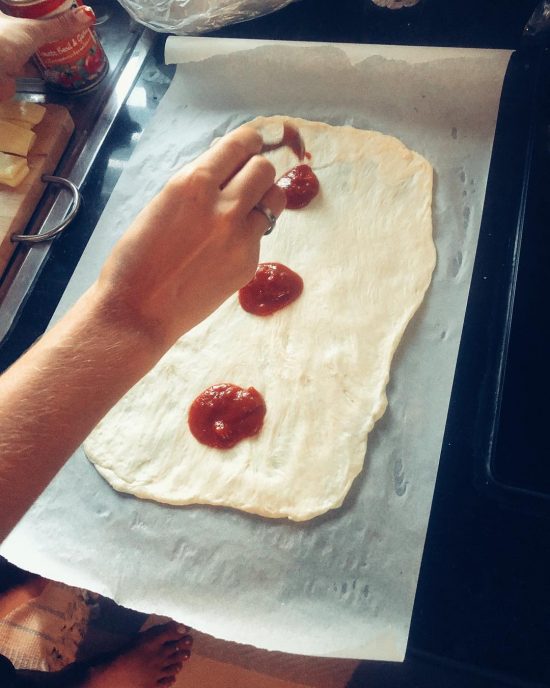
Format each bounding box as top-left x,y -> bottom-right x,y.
177,45 -> 504,152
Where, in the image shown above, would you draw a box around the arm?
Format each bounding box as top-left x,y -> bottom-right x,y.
0,126 -> 286,540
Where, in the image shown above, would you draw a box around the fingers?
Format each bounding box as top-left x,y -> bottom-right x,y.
223,153 -> 276,210
0,77 -> 15,102
175,125 -> 286,240
27,6 -> 94,47
248,184 -> 287,238
198,125 -> 263,187
208,127 -> 287,237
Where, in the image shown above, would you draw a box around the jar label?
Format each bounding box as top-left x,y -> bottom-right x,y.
35,30 -> 106,90
37,29 -> 95,66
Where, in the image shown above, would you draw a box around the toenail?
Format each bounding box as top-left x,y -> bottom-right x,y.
176,624 -> 188,634
182,634 -> 193,646
181,649 -> 191,661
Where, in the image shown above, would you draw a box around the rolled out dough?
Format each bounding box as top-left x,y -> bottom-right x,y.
83,116 -> 436,521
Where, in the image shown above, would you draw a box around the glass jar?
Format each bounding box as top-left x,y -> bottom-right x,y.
0,0 -> 108,93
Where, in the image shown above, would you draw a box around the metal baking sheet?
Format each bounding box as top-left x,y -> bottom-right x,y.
0,14 -> 153,344
1,39 -> 511,661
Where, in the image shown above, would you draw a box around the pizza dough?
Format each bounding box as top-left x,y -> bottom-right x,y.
83,116 -> 436,521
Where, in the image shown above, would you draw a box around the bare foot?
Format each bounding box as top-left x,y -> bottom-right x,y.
84,622 -> 193,688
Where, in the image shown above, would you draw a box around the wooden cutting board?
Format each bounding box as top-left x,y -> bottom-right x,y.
0,103 -> 75,274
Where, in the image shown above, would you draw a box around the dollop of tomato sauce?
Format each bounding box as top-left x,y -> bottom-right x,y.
239,262 -> 304,316
277,164 -> 320,209
188,383 -> 266,449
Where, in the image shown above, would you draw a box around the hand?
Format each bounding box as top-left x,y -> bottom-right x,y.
94,125 -> 287,353
0,6 -> 95,101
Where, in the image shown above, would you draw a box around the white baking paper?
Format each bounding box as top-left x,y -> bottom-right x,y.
1,38 -> 511,661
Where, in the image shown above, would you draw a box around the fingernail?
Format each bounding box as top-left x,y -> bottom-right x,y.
75,5 -> 95,23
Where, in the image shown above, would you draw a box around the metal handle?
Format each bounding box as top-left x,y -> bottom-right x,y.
11,175 -> 82,245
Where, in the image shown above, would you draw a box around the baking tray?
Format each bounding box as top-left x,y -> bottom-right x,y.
0,38 -> 513,662
0,8 -> 154,344
443,46 -> 550,514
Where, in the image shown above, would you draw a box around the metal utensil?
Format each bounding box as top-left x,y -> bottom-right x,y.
261,122 -> 306,160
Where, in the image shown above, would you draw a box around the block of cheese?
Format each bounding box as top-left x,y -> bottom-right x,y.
0,121 -> 37,157
0,100 -> 46,125
0,152 -> 30,188
5,118 -> 34,130
0,103 -> 74,274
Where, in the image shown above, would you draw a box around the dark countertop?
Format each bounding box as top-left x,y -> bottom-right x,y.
216,0 -> 539,48
1,2 -> 549,687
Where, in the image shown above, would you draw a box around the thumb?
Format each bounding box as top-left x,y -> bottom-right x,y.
28,6 -> 95,46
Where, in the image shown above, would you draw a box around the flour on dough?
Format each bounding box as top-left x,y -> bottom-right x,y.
83,116 -> 436,521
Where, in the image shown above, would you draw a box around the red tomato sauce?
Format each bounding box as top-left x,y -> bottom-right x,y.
188,383 -> 266,449
239,263 -> 304,316
277,165 -> 320,209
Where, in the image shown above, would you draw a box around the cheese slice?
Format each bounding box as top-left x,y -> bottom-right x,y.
0,151 -> 30,188
0,121 -> 36,157
0,100 -> 45,125
4,118 -> 34,130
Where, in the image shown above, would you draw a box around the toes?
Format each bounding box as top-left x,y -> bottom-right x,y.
164,634 -> 193,659
165,648 -> 191,663
161,623 -> 190,643
162,662 -> 183,674
139,622 -> 190,649
157,677 -> 176,687
180,634 -> 193,648
179,649 -> 191,662
138,622 -> 175,644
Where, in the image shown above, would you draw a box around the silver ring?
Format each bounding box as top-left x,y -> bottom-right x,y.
254,204 -> 277,236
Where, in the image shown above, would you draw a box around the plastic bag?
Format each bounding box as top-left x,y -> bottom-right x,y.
369,0 -> 420,8
115,0 -> 297,34
523,1 -> 550,39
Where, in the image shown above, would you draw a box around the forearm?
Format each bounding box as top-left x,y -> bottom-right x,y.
0,283 -> 162,541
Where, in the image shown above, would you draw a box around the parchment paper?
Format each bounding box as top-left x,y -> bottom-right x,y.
1,38 -> 511,660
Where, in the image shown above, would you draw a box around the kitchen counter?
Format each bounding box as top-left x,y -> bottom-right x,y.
1,1 -> 548,686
